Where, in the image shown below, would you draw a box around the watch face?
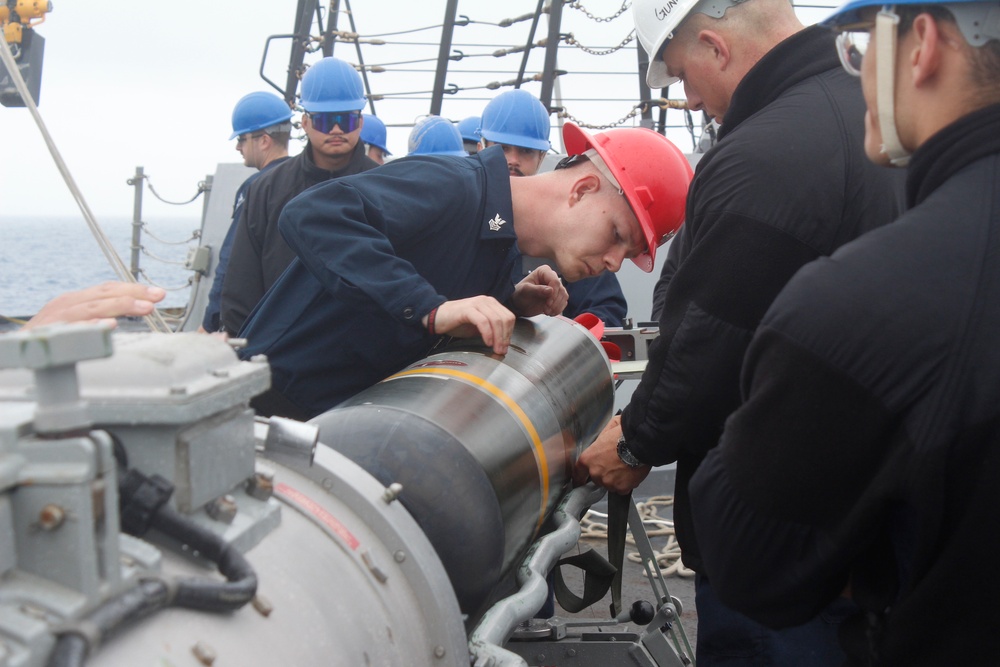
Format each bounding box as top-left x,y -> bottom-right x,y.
617,436 -> 642,468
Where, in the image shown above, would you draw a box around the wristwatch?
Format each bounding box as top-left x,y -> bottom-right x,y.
616,434 -> 644,468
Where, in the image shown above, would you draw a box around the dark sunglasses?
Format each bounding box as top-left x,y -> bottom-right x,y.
554,153 -> 591,170
236,132 -> 266,144
308,110 -> 363,134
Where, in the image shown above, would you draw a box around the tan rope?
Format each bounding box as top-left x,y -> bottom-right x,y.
581,495 -> 696,578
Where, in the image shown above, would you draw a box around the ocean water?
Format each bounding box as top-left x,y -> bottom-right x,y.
0,216 -> 201,318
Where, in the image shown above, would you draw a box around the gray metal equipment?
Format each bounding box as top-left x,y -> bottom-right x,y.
0,318 -> 690,667
0,325 -> 467,666
471,485 -> 695,667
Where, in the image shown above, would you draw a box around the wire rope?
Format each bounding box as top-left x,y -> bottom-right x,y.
0,36 -> 171,333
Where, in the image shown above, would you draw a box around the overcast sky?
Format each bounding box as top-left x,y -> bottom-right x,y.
1,1 -> 649,220
2,0 -> 836,221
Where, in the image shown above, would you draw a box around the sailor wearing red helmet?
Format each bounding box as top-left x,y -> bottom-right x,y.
479,90 -> 630,327
237,123 -> 691,420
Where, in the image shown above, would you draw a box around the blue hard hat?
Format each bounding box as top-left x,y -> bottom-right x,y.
407,116 -> 468,156
456,116 -> 482,143
479,89 -> 551,152
822,0 -> 1000,47
360,114 -> 392,155
300,57 -> 367,113
230,92 -> 293,140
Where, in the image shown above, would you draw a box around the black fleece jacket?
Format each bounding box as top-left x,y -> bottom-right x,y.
690,103 -> 1000,666
621,26 -> 905,572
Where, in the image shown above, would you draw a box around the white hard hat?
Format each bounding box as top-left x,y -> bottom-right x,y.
633,0 -> 742,88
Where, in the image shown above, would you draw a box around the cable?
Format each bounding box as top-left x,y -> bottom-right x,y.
151,504 -> 258,612
46,466 -> 258,666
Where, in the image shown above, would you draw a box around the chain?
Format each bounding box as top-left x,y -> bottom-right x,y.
139,222 -> 200,246
563,30 -> 635,55
137,268 -> 194,292
556,97 -> 690,130
556,103 -> 642,130
139,246 -> 190,268
566,0 -> 631,23
145,178 -> 208,206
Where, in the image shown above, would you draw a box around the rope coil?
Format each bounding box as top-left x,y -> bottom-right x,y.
581,495 -> 696,579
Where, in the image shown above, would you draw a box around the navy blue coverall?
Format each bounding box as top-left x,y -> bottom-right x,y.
238,145 -> 519,419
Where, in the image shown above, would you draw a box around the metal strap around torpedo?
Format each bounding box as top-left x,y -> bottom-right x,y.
551,549 -> 618,613
606,490 -> 632,618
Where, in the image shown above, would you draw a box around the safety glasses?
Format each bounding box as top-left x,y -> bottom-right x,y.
236,132 -> 266,144
835,28 -> 872,76
833,6 -> 900,78
308,110 -> 363,134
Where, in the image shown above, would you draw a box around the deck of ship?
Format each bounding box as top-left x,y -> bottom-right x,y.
553,465 -> 699,661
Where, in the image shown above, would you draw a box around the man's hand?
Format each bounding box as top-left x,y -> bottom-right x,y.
573,415 -> 651,495
24,282 -> 166,331
510,265 -> 568,317
425,296 -> 516,355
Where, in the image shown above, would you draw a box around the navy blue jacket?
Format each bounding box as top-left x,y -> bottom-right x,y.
220,142 -> 378,334
201,156 -> 289,332
238,146 -> 518,418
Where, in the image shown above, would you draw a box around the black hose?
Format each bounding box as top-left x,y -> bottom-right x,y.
46,579 -> 169,667
46,635 -> 87,667
117,466 -> 258,611
47,468 -> 259,666
151,504 -> 258,612
91,578 -> 171,632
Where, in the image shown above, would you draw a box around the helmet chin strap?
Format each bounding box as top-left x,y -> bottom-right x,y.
876,7 -> 911,167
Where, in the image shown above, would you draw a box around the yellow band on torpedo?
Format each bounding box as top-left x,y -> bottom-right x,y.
386,367 -> 550,532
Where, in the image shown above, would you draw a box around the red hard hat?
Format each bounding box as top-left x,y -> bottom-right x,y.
562,123 -> 692,272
